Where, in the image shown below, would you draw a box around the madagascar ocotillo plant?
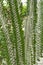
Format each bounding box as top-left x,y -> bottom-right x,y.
0,0 -> 26,65
35,0 -> 41,61
7,0 -> 26,65
29,0 -> 34,65
35,0 -> 43,60
25,16 -> 32,65
0,23 -> 11,65
0,1 -> 16,65
40,0 -> 43,56
29,0 -> 37,64
25,0 -> 37,65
